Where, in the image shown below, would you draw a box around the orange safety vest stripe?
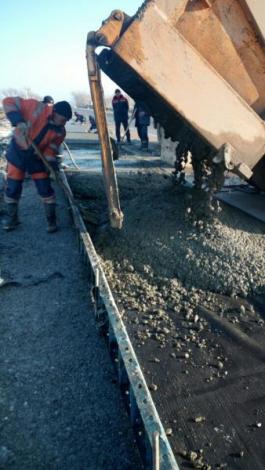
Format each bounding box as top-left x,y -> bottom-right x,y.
31,171 -> 49,180
3,97 -> 66,157
7,162 -> 25,180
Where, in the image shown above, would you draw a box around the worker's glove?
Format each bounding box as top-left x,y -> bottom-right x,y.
16,122 -> 29,137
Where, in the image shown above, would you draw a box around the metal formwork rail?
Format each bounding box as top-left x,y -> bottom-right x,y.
60,171 -> 179,470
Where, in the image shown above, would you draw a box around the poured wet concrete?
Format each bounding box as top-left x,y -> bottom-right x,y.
68,170 -> 265,469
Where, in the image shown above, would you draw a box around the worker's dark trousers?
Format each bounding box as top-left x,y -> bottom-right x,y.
137,125 -> 149,148
5,141 -> 55,204
115,118 -> 131,142
5,162 -> 55,204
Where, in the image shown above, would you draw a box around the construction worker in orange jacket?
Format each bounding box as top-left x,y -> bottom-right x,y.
2,97 -> 72,232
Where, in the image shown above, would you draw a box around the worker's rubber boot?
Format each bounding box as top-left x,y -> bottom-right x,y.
44,203 -> 58,233
3,202 -> 20,231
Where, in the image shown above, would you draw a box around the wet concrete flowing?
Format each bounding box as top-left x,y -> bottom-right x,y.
68,169 -> 265,469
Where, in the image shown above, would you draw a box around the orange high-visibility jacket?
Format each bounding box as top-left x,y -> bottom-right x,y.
3,97 -> 66,158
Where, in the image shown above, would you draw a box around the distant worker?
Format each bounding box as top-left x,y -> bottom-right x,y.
74,111 -> 85,124
88,115 -> 97,133
112,89 -> 131,144
2,96 -> 72,233
43,95 -> 54,105
134,102 -> 150,150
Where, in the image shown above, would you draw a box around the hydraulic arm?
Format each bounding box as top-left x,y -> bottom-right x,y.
86,32 -> 123,229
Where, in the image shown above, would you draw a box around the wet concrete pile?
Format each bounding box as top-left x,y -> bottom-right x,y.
68,169 -> 265,468
68,171 -> 265,299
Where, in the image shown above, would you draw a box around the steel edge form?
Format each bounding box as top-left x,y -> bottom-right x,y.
60,171 -> 180,470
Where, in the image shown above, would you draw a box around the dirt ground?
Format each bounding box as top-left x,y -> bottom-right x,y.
68,170 -> 265,469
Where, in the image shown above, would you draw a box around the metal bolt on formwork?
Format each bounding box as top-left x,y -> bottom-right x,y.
152,431 -> 160,470
95,268 -> 99,288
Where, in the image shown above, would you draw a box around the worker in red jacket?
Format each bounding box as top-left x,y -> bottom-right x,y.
2,96 -> 72,232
